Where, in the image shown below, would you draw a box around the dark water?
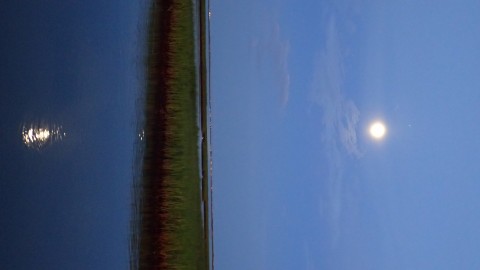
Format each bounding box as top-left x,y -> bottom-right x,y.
0,1 -> 156,269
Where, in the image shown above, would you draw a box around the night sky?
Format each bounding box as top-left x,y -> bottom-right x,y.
211,0 -> 480,269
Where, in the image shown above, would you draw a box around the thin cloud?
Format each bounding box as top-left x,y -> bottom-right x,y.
251,20 -> 290,107
304,240 -> 317,270
311,16 -> 361,245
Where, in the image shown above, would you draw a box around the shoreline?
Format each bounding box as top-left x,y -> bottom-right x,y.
131,0 -> 211,269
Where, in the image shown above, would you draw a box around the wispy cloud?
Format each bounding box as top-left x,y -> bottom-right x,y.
311,16 -> 361,245
251,19 -> 290,107
303,240 -> 318,270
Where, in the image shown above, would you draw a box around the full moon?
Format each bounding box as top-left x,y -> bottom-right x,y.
369,121 -> 386,140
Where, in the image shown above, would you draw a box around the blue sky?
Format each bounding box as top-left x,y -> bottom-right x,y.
211,0 -> 480,269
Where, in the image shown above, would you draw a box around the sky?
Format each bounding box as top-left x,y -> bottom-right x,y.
211,0 -> 480,269
0,1 -> 148,269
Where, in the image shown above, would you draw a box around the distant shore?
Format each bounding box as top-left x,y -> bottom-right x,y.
130,0 -> 211,269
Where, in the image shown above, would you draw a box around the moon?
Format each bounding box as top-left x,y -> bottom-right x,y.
369,121 -> 387,140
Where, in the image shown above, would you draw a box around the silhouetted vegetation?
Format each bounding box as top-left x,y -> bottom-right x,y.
130,0 -> 210,269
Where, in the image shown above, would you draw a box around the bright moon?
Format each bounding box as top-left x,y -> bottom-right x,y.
369,122 -> 386,140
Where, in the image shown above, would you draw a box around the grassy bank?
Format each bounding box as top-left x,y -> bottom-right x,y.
130,0 -> 210,269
